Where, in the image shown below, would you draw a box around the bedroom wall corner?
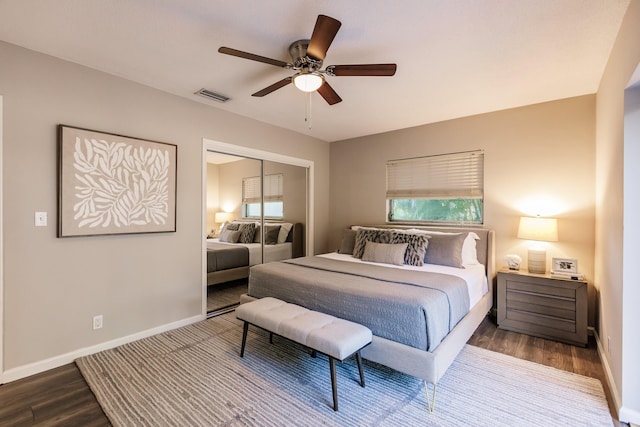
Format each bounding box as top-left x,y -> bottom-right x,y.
595,1 -> 640,423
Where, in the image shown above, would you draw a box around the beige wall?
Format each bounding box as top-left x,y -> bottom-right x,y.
330,95 -> 596,321
595,0 -> 640,422
0,40 -> 330,377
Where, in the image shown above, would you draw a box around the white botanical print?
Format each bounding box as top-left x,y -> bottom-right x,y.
72,137 -> 170,228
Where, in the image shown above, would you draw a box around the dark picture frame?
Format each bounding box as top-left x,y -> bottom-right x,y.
57,125 -> 177,237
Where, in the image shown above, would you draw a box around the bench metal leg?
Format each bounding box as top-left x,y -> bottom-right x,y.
356,351 -> 365,387
240,321 -> 249,357
329,357 -> 339,411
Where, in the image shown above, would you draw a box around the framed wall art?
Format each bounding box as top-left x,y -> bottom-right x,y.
58,125 -> 177,237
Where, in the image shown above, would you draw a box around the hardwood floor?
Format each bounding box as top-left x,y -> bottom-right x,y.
206,279 -> 248,313
0,363 -> 109,426
0,315 -> 623,426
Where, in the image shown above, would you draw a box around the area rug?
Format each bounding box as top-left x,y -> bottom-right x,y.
76,312 -> 612,426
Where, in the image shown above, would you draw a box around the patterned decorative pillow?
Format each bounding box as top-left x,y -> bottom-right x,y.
353,228 -> 385,258
389,232 -> 429,266
353,228 -> 429,266
238,222 -> 256,244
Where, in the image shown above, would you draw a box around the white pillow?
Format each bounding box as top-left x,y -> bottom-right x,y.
462,232 -> 480,265
276,222 -> 293,244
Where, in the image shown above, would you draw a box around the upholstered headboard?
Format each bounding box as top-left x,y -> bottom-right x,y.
286,222 -> 305,258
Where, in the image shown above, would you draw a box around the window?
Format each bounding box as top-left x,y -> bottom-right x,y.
242,174 -> 284,219
386,150 -> 484,224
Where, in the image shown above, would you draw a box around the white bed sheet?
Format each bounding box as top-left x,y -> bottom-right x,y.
317,252 -> 488,308
207,239 -> 292,266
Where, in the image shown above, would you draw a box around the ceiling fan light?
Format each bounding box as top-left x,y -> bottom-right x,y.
293,72 -> 324,92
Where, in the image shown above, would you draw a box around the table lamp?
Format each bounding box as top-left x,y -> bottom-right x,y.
214,212 -> 229,234
517,216 -> 558,274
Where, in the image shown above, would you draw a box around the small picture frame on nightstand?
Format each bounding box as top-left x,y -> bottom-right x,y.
552,257 -> 578,274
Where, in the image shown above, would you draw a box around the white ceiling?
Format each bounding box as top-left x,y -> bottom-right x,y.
0,0 -> 631,142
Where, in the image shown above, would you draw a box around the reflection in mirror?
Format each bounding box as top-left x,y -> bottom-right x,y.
205,152 -> 307,314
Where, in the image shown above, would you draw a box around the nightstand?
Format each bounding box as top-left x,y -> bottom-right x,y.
497,269 -> 588,346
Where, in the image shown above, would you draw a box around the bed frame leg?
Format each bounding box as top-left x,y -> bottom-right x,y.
424,381 -> 437,413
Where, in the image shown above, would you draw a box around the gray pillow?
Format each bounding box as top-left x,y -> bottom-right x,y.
362,241 -> 408,266
338,229 -> 357,254
219,229 -> 241,243
263,225 -> 281,245
424,233 -> 466,268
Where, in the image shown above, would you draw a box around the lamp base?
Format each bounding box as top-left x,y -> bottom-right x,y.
528,248 -> 547,274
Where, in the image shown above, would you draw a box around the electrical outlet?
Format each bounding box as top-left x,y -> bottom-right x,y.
93,315 -> 103,330
607,336 -> 611,353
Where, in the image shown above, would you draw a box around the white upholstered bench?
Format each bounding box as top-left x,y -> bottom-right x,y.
235,297 -> 373,411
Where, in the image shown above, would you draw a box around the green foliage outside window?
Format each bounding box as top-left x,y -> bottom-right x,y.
389,198 -> 483,223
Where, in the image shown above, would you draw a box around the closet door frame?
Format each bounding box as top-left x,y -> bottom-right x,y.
201,138 -> 314,316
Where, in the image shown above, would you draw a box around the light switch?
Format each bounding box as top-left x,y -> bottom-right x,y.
35,211 -> 47,227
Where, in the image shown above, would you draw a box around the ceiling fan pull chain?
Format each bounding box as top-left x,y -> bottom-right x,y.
306,92 -> 313,130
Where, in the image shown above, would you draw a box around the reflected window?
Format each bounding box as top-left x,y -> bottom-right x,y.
242,174 -> 284,219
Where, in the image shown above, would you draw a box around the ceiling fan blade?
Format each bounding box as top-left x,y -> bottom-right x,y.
317,81 -> 342,105
218,47 -> 290,68
252,77 -> 293,97
328,64 -> 397,76
307,15 -> 342,61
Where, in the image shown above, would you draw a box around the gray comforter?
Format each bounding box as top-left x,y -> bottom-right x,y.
248,256 -> 470,351
206,242 -> 249,273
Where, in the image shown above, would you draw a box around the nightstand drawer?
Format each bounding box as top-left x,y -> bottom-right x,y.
506,279 -> 576,299
505,308 -> 576,332
507,298 -> 576,320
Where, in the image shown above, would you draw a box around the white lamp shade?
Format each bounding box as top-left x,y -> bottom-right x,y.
293,72 -> 324,92
214,212 -> 229,223
517,216 -> 558,274
517,216 -> 558,242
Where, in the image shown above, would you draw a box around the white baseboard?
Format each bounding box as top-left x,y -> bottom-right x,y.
0,313 -> 205,384
593,329 -> 624,420
593,329 -> 640,425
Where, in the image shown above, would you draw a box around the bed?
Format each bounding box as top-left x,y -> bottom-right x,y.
241,225 -> 495,409
206,222 -> 304,286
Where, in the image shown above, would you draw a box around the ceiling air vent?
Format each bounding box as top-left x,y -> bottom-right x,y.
194,88 -> 230,103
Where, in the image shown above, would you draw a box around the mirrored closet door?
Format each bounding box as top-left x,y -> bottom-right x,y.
205,151 -> 308,314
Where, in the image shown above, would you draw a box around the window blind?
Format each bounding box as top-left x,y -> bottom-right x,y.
386,150 -> 484,199
242,174 -> 283,204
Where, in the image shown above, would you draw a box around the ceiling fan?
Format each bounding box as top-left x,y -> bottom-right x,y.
218,14 -> 397,105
